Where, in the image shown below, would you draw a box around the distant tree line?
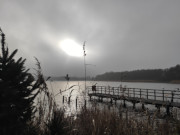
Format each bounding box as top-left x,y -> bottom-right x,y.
95,65 -> 180,82
50,76 -> 93,81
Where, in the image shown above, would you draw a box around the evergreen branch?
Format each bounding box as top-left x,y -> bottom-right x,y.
7,49 -> 18,62
0,29 -> 6,58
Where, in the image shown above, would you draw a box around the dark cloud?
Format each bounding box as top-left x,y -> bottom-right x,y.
1,0 -> 180,77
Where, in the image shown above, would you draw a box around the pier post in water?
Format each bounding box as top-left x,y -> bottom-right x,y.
171,91 -> 174,102
166,105 -> 170,116
84,99 -> 86,109
76,98 -> 78,110
68,97 -> 70,104
63,96 -> 64,104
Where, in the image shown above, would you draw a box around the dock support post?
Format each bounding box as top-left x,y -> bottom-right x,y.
110,98 -> 113,104
133,102 -> 136,109
157,106 -> 160,113
142,103 -> 145,110
155,104 -> 160,113
162,91 -> 164,101
123,99 -> 126,108
166,105 -> 170,116
98,97 -> 101,102
171,92 -> 174,102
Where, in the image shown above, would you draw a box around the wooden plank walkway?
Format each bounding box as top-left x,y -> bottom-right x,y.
87,86 -> 180,110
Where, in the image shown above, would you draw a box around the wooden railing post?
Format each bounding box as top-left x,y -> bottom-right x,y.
133,88 -> 135,98
140,89 -> 141,99
147,89 -> 148,99
154,90 -> 156,100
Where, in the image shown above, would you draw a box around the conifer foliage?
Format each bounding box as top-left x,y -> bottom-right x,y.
0,29 -> 41,135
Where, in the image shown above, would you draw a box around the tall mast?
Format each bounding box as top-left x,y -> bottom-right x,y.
83,41 -> 86,96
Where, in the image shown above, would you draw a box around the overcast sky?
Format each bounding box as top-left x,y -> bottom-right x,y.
1,0 -> 180,77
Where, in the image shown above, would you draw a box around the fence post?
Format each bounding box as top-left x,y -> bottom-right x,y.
133,88 -> 135,98
140,89 -> 141,99
147,89 -> 148,99
154,90 -> 156,100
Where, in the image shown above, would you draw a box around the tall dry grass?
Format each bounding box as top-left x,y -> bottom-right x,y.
70,107 -> 180,135
23,59 -> 180,135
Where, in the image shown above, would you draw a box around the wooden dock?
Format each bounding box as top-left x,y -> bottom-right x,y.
87,86 -> 180,115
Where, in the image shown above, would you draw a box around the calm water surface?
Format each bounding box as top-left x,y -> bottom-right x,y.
46,81 -> 180,115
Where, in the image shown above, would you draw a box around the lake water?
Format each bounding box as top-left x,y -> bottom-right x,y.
45,80 -> 180,116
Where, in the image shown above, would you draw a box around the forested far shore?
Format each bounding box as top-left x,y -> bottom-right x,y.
95,65 -> 180,83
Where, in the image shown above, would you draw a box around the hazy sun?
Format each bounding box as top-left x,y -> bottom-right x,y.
60,39 -> 83,57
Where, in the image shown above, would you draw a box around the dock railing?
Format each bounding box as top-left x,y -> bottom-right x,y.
87,86 -> 180,103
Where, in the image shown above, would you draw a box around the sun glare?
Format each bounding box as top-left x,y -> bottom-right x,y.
60,39 -> 83,57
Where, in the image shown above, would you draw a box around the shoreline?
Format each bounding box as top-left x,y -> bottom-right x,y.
49,79 -> 180,84
94,80 -> 180,84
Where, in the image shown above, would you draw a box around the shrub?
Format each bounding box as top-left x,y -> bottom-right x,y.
0,29 -> 41,135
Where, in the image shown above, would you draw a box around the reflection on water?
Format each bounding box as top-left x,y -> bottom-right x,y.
46,81 -> 180,117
